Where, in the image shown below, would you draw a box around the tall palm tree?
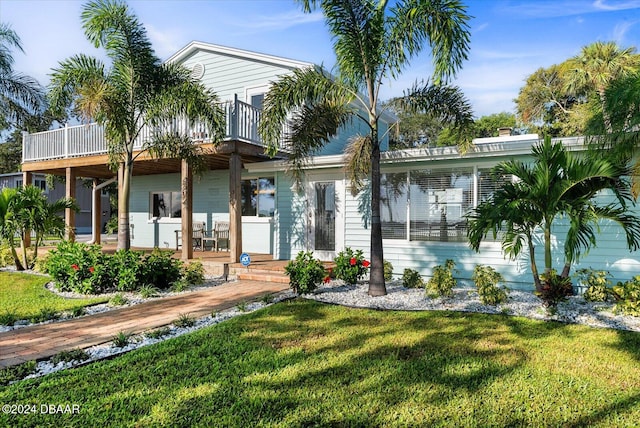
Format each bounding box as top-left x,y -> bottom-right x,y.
563,41 -> 640,131
48,0 -> 226,250
260,0 -> 473,296
0,22 -> 44,131
467,137 -> 640,292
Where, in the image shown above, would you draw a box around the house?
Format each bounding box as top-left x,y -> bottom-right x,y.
0,172 -> 112,235
20,42 -> 640,289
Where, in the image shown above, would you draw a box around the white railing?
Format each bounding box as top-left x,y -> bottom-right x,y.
22,97 -> 291,162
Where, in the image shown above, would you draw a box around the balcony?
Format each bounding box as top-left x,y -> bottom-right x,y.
22,97 -> 286,163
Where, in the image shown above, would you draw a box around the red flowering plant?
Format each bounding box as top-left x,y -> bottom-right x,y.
334,247 -> 369,284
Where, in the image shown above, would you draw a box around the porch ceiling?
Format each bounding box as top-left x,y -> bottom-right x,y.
21,141 -> 287,179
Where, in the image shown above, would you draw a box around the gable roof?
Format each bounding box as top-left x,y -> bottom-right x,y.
166,41 -> 314,70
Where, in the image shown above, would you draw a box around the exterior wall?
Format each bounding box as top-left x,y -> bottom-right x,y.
0,173 -> 111,234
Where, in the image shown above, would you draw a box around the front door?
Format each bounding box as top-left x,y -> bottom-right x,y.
309,180 -> 343,260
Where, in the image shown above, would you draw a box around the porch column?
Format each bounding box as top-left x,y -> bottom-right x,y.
181,159 -> 193,260
229,153 -> 242,263
92,179 -> 101,244
22,171 -> 32,248
65,167 -> 76,242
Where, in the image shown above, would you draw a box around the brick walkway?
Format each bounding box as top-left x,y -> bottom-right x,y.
0,280 -> 289,368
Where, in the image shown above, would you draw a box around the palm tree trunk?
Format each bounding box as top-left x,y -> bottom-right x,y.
20,232 -> 28,269
560,263 -> 571,278
544,221 -> 552,272
527,234 -> 541,292
117,161 -> 131,250
10,242 -> 24,271
368,125 -> 386,296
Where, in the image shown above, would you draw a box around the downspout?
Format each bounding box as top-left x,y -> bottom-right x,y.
88,177 -> 117,244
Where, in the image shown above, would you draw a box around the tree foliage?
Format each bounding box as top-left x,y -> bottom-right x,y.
515,41 -> 640,136
260,0 -> 473,296
467,137 -> 640,292
48,0 -> 226,250
0,23 -> 45,133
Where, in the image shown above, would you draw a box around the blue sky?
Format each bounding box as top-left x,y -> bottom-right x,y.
2,0 -> 640,118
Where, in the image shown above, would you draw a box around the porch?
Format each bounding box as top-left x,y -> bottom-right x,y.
20,96 -> 289,263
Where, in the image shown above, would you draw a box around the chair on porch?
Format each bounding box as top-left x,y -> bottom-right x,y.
202,221 -> 230,252
175,221 -> 206,251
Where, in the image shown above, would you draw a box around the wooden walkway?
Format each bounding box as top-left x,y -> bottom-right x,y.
0,280 -> 289,368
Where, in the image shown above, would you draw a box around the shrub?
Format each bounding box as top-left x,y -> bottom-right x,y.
0,244 -> 15,267
472,265 -> 508,305
174,313 -> 196,328
426,260 -> 457,298
575,268 -> 612,302
402,269 -> 424,289
236,301 -> 248,312
183,260 -> 206,285
537,270 -> 573,307
44,241 -> 112,294
383,260 -> 394,281
334,248 -> 370,284
170,278 -> 190,292
285,251 -> 326,294
611,276 -> 640,316
112,331 -> 132,348
112,250 -> 143,292
71,306 -> 86,317
139,248 -> 182,290
108,293 -> 128,307
51,348 -> 90,365
104,215 -> 118,234
145,327 -> 171,339
138,284 -> 160,298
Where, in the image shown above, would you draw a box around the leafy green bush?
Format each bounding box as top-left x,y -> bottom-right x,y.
0,244 -> 14,267
104,215 -> 118,234
183,260 -> 205,285
145,327 -> 171,339
170,278 -> 190,292
139,248 -> 182,290
383,260 -> 394,281
333,248 -> 369,284
112,250 -> 143,292
108,293 -> 128,307
472,265 -> 508,305
138,284 -> 160,298
575,268 -> 612,302
0,311 -> 17,326
285,251 -> 326,294
537,270 -> 573,307
112,331 -> 132,348
426,260 -> 457,298
402,268 -> 424,288
44,241 -> 111,294
612,276 -> 640,316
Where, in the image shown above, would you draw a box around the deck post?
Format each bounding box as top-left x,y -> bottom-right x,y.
92,179 -> 101,244
181,159 -> 193,260
229,152 -> 242,263
22,171 -> 32,248
64,123 -> 69,158
65,167 -> 76,242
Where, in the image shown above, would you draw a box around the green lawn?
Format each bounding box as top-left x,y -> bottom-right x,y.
0,272 -> 108,321
1,299 -> 639,427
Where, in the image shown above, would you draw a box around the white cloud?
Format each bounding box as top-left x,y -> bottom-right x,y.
501,0 -> 640,18
612,20 -> 639,43
593,0 -> 640,11
235,10 -> 324,32
145,24 -> 185,59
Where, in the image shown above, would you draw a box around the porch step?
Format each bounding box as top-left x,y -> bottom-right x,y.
237,270 -> 290,284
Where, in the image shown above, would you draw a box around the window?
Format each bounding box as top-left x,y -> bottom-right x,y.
34,178 -> 47,192
150,191 -> 181,218
409,168 -> 473,242
15,179 -> 22,188
241,177 -> 275,217
381,172 -> 408,239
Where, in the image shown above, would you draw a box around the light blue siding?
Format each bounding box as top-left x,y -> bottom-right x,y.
273,173 -> 307,259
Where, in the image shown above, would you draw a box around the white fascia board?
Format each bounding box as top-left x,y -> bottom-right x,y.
166,41 -> 314,70
244,138 -> 587,173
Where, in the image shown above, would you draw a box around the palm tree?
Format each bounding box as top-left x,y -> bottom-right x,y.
260,0 -> 473,296
0,22 -> 44,131
48,0 -> 226,250
1,185 -> 77,270
563,41 -> 640,131
467,137 -> 640,292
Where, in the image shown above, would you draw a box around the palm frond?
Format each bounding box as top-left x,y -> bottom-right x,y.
344,134 -> 372,195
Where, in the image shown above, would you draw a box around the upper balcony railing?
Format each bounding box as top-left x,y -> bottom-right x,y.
22,97 -> 289,163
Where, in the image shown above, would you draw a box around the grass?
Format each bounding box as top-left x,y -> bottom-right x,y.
0,272 -> 107,322
0,299 -> 639,427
